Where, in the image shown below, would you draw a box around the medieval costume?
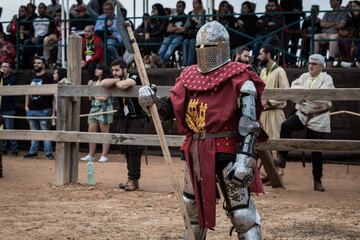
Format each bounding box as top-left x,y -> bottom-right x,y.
139,21 -> 267,239
260,64 -> 289,139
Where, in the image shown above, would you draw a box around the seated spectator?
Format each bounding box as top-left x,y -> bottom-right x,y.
0,33 -> 16,66
87,0 -> 125,19
280,0 -> 305,66
43,9 -> 63,67
314,0 -> 347,67
70,5 -> 94,33
94,1 -> 122,61
81,63 -> 113,163
182,0 -> 205,67
119,7 -> 134,65
234,1 -> 258,48
23,3 -> 55,68
0,62 -> 19,156
147,3 -> 168,55
135,13 -> 152,59
47,0 -> 61,19
81,25 -> 104,79
6,6 -> 33,45
253,1 -> 284,62
26,3 -> 38,21
152,0 -> 187,66
301,5 -> 322,61
338,1 -> 360,67
215,1 -> 237,48
352,1 -> 360,68
70,0 -> 87,18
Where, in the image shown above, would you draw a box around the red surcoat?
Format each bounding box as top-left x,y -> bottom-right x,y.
169,62 -> 267,229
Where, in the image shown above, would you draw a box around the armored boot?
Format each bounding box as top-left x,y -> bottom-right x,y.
238,225 -> 262,240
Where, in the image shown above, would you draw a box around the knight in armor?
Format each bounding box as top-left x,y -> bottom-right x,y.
138,21 -> 268,239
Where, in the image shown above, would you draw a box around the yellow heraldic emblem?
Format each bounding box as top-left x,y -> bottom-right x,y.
185,98 -> 208,133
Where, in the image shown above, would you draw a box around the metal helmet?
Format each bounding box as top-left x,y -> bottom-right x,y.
195,21 -> 230,73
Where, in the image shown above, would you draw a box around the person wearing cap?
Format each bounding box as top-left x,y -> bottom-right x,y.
274,54 -> 335,192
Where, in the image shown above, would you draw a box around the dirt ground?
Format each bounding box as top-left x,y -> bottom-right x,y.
0,152 -> 359,240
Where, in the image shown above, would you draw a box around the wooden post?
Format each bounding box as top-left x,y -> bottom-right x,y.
55,34 -> 82,185
258,150 -> 284,188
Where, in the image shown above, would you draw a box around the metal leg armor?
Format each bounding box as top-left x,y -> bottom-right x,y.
218,167 -> 262,240
183,165 -> 207,240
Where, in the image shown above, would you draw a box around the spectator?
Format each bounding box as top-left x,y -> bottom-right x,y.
47,0 -> 61,19
43,9 -> 63,67
301,5 -> 322,61
153,0 -> 187,66
6,6 -> 34,45
135,13 -> 152,59
182,0 -> 205,67
100,59 -> 147,191
352,1 -> 360,68
258,44 -> 289,168
24,56 -> 54,160
70,5 -> 94,33
81,63 -> 113,163
234,1 -> 259,47
253,1 -> 284,62
119,7 -> 134,65
280,0 -> 305,66
70,0 -> 86,18
0,33 -> 16,66
26,3 -> 38,21
81,25 -> 104,80
215,1 -> 237,48
275,54 -> 334,192
338,1 -> 360,67
233,46 -> 250,64
23,2 -> 55,68
94,1 -> 121,61
314,0 -> 347,67
87,0 -> 125,19
146,3 -> 168,55
0,62 -> 19,156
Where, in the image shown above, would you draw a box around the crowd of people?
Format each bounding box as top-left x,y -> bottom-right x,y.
0,0 -> 359,73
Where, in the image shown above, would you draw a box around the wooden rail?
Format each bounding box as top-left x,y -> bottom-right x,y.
1,130 -> 360,152
1,85 -> 360,101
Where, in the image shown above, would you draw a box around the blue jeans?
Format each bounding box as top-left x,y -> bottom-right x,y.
182,38 -> 196,67
356,42 -> 360,61
158,35 -> 184,61
26,108 -> 53,155
106,38 -> 121,60
0,110 -> 18,152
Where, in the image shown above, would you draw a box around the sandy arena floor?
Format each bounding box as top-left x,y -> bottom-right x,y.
0,153 -> 359,240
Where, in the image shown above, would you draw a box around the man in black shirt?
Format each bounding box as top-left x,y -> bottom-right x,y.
101,60 -> 146,191
24,56 -> 54,160
0,62 -> 19,155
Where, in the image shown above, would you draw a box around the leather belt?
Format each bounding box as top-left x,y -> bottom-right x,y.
192,131 -> 240,182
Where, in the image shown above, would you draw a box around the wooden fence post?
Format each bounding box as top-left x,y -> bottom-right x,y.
55,34 -> 82,185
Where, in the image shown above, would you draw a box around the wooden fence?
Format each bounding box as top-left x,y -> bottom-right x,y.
1,83 -> 360,185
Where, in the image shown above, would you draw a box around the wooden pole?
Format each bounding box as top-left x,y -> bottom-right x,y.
54,34 -> 82,185
125,23 -> 196,240
258,150 -> 284,188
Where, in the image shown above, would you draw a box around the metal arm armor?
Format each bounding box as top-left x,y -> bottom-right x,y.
238,80 -> 260,158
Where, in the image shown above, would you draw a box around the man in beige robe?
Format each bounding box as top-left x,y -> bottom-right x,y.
275,54 -> 334,192
258,44 -> 290,141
